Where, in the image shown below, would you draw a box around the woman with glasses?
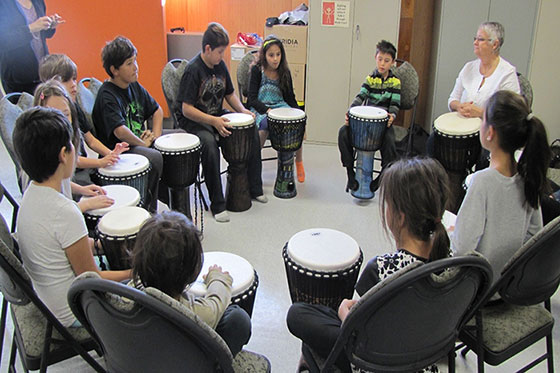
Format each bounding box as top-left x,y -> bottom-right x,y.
448,21 -> 520,119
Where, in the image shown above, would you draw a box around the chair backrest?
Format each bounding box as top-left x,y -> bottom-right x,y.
325,255 -> 492,372
517,72 -> 533,109
497,216 -> 560,305
76,77 -> 103,135
68,275 -> 235,373
0,94 -> 30,190
161,59 -> 189,128
237,50 -> 259,101
0,213 -> 30,306
393,60 -> 419,110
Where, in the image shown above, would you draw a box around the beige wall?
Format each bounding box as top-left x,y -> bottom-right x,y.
529,1 -> 560,141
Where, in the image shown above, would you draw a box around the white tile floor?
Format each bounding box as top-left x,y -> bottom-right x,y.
0,140 -> 558,372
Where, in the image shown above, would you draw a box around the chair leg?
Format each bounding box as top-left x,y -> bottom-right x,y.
0,298 -> 7,360
475,312 -> 485,373
448,349 -> 456,373
40,323 -> 54,373
546,331 -> 554,372
9,331 -> 17,372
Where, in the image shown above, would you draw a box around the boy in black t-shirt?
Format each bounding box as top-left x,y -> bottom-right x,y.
93,36 -> 176,213
177,23 -> 266,223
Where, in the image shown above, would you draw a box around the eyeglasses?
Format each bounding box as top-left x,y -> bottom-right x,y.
474,37 -> 492,43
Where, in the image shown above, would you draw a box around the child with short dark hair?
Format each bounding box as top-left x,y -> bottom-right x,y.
14,107 -> 131,327
39,54 -> 128,186
92,36 -> 169,212
338,39 -> 401,193
131,211 -> 251,356
177,22 -> 266,223
287,157 -> 450,372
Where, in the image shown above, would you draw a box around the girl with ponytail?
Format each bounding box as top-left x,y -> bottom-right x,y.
287,157 -> 450,372
452,90 -> 549,282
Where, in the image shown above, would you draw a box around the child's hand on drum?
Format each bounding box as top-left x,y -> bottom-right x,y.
83,195 -> 115,211
213,117 -> 232,137
113,142 -> 129,155
387,114 -> 395,127
203,264 -> 230,281
240,108 -> 255,118
98,152 -> 120,168
81,184 -> 107,197
337,298 -> 358,321
140,130 -> 156,147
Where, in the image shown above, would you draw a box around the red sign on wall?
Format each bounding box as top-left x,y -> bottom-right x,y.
322,2 -> 335,26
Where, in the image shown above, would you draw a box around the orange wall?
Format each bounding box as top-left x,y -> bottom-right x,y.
45,0 -> 168,115
165,0 -> 307,66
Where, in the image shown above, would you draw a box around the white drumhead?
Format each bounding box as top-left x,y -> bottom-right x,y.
267,107 -> 306,120
82,185 -> 140,217
190,251 -> 255,297
154,133 -> 200,152
98,153 -> 150,177
98,206 -> 151,237
434,112 -> 481,135
287,228 -> 361,271
349,106 -> 388,120
221,113 -> 254,127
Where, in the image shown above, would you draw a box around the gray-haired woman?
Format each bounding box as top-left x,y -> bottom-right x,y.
448,21 -> 520,118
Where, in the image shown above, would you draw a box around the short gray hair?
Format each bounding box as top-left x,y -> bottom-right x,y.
479,22 -> 504,53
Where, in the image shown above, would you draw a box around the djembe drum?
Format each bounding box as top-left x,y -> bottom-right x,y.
189,251 -> 259,317
219,113 -> 255,212
283,228 -> 363,310
154,133 -> 201,219
96,206 -> 151,270
95,153 -> 151,208
81,185 -> 141,237
348,106 -> 388,200
267,108 -> 306,199
433,112 -> 481,173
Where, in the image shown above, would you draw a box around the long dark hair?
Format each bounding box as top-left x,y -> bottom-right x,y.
379,157 -> 451,262
255,36 -> 292,94
484,90 -> 550,209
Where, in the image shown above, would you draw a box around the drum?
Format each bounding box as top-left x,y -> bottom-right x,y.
283,228 -> 363,310
348,106 -> 388,152
95,153 -> 151,207
154,133 -> 201,218
97,206 -> 151,270
82,185 -> 141,235
267,108 -> 306,199
433,112 -> 481,172
219,113 -> 255,212
348,107 -> 388,200
189,251 -> 259,317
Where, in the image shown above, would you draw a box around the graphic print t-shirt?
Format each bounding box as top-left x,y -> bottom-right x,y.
176,53 -> 234,131
92,81 -> 159,149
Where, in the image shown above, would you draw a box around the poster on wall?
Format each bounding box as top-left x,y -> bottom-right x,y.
321,0 -> 350,28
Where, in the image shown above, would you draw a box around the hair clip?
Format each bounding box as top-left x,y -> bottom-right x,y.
526,113 -> 534,121
263,39 -> 277,49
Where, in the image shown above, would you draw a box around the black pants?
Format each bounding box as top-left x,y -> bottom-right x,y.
338,124 -> 397,170
286,302 -> 351,372
184,119 -> 263,215
215,305 -> 252,356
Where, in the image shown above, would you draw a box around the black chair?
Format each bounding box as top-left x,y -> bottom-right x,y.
393,59 -> 420,156
0,92 -> 34,192
161,58 -> 189,129
517,72 -> 533,110
301,255 -> 492,373
456,216 -> 560,372
0,213 -> 104,372
68,273 -> 271,373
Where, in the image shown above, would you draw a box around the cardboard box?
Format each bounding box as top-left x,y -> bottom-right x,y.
264,25 -> 308,64
289,63 -> 306,103
229,43 -> 259,98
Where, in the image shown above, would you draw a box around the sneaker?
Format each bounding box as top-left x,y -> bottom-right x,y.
345,167 -> 358,192
214,210 -> 230,223
296,161 -> 305,183
370,174 -> 381,193
254,194 -> 268,203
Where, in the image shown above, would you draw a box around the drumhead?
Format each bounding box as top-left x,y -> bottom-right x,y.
82,185 -> 140,217
221,113 -> 254,127
348,106 -> 388,120
98,153 -> 150,177
154,133 -> 200,152
287,228 -> 361,271
97,206 -> 150,237
189,251 -> 255,297
268,107 -> 306,120
434,112 -> 481,136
